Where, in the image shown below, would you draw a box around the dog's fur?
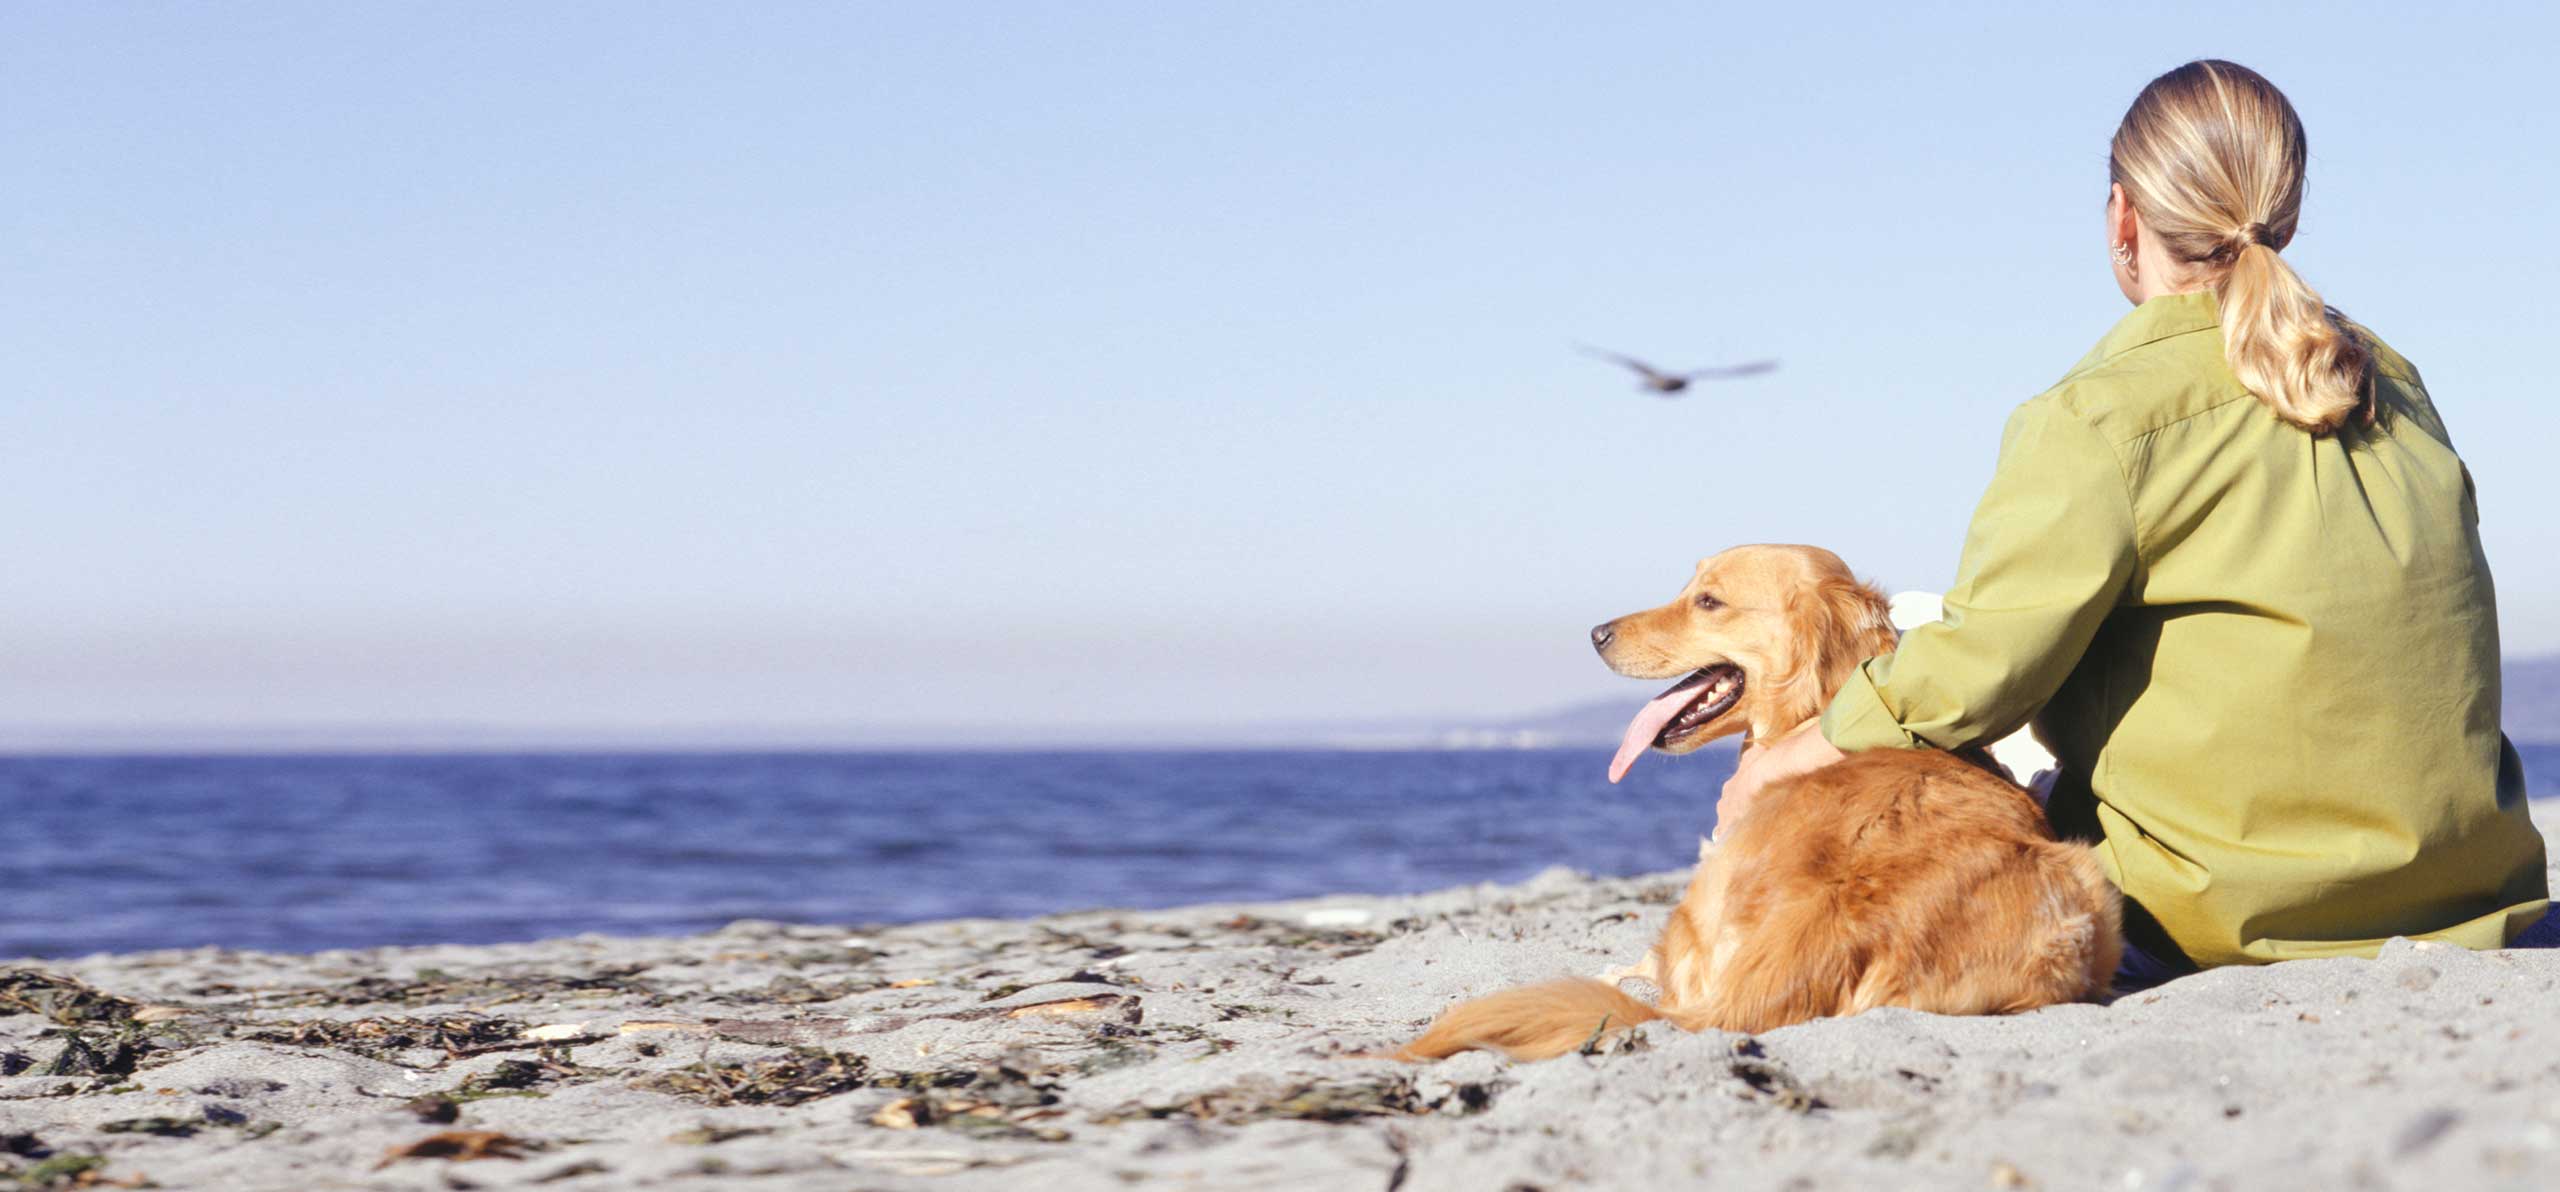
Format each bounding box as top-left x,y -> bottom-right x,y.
1395,545 -> 2121,1061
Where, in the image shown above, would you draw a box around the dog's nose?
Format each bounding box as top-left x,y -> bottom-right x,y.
1590,622 -> 1616,652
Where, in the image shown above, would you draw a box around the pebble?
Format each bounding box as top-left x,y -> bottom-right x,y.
2394,1107 -> 2461,1156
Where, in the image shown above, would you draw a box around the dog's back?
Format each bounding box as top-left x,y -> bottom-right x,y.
1671,750 -> 2116,1030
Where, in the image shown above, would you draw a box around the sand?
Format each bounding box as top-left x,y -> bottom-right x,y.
5,805 -> 2557,1191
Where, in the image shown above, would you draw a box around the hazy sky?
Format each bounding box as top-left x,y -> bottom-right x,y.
7,4 -> 2557,742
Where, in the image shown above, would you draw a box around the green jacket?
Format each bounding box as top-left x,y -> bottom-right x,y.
1821,290 -> 2549,968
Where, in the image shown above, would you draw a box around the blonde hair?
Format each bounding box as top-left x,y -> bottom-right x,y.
2110,60 -> 2369,433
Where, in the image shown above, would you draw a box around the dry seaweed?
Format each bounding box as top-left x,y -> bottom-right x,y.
393,1069 -> 555,1125
872,1096 -> 1071,1143
639,1047 -> 1082,1117
393,1056 -> 571,1119
1003,994 -> 1139,1021
373,1130 -> 543,1169
867,1059 -> 1071,1143
1137,1023 -> 1238,1054
35,1029 -> 157,1081
1577,1019 -> 1650,1057
236,1013 -> 530,1061
771,944 -> 884,969
264,966 -> 658,1010
894,992 -> 1139,1031
973,969 -> 1134,1003
1072,1038 -> 1156,1076
1106,1076 -> 1445,1126
618,1017 -> 851,1047
1727,1039 -> 1826,1113
760,974 -> 882,1004
96,1117 -> 195,1139
885,1058 -> 1063,1108
3,1153 -> 145,1190
654,992 -> 1139,1040
467,1059 -> 550,1091
635,1049 -> 874,1107
665,1125 -> 772,1146
1034,925 -> 1140,959
82,1108 -> 267,1142
0,973 -> 140,1027
1212,915 -> 1387,956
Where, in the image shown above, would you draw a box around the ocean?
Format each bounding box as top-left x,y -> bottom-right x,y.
8,745 -> 2558,959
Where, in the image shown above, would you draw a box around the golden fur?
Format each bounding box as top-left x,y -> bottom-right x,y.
1395,544 -> 2122,1061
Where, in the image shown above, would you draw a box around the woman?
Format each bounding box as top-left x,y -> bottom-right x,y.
1727,60 -> 2548,984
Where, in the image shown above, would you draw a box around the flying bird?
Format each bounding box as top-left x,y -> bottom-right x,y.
1576,344 -> 1778,395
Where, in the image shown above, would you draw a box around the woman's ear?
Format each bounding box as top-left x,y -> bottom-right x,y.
2107,183 -> 2138,247
2108,183 -> 2144,304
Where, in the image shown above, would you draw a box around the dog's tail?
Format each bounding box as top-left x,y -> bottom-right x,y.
1391,978 -> 1667,1062
2054,843 -> 2125,1001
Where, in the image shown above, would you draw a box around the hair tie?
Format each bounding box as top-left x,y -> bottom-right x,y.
2236,222 -> 2274,249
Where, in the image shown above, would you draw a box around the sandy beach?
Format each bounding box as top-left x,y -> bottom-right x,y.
4,803 -> 2555,1192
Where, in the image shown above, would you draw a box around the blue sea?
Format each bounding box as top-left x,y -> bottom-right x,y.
0,748 -> 1736,958
8,746 -> 2558,959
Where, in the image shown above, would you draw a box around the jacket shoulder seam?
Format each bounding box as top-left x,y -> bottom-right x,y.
2024,396 -> 2152,590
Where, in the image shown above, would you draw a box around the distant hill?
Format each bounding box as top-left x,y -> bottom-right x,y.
27,657 -> 2551,754
1445,655 -> 2560,749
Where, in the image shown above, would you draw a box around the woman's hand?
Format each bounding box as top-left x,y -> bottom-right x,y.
1715,726 -> 1847,840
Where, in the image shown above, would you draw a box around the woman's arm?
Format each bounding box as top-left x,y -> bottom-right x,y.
1716,398 -> 2134,833
1714,398 -> 2137,834
1822,396 -> 2141,753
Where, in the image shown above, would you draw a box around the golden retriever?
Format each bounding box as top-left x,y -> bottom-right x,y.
1395,544 -> 2120,1061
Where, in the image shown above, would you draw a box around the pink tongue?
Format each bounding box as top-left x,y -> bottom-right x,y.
1609,672 -> 1711,784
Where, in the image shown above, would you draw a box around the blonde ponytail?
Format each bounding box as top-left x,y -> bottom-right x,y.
2219,237 -> 2367,431
2110,61 -> 2370,434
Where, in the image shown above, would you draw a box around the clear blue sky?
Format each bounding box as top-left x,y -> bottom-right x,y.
6,3 -> 2556,742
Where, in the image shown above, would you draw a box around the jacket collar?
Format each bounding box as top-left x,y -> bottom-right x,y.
2059,289 -> 2222,382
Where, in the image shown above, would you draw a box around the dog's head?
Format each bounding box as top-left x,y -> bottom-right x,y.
1592,544 -> 1897,782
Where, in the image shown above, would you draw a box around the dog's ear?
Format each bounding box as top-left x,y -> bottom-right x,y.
1767,576 -> 1897,729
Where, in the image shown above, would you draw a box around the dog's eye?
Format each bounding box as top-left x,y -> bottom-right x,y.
1694,593 -> 1723,611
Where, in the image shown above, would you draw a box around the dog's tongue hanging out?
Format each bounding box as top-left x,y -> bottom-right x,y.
1608,672 -> 1712,784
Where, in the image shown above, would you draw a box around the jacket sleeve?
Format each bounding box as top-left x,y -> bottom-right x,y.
1821,397 -> 2140,752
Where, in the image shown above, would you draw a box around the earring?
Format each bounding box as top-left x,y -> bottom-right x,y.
2110,243 -> 2134,266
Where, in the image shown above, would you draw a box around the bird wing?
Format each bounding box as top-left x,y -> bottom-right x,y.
1681,360 -> 1780,380
1574,343 -> 1673,384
